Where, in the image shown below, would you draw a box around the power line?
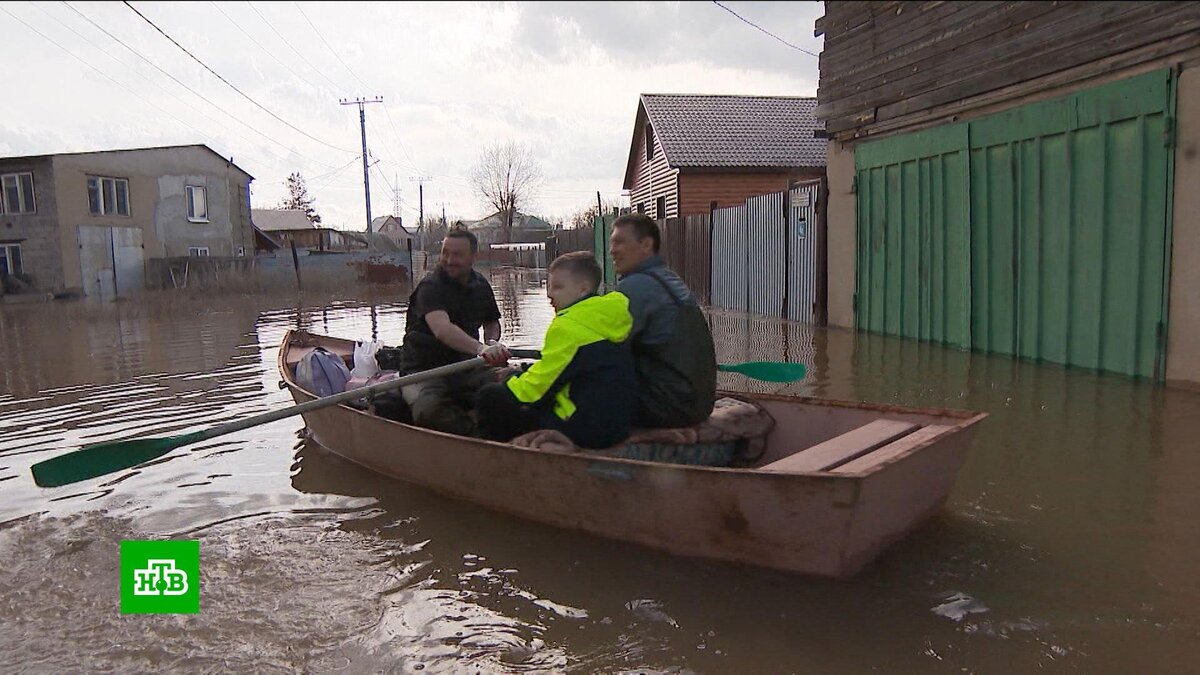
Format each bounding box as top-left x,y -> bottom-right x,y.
289,1 -> 419,175
711,1 -> 819,57
246,1 -> 342,92
209,1 -> 327,94
60,1 -> 342,172
311,154 -> 363,185
1,5 -> 216,143
294,1 -> 372,92
381,102 -> 422,172
121,1 -> 357,153
44,2 -> 337,175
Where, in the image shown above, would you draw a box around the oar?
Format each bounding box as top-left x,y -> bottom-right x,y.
508,349 -> 807,383
30,357 -> 487,489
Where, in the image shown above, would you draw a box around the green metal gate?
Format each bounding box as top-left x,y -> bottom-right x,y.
855,69 -> 1176,379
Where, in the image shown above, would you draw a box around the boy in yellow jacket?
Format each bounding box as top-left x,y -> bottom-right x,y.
475,252 -> 635,448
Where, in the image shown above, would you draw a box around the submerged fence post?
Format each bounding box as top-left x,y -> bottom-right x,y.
290,240 -> 303,291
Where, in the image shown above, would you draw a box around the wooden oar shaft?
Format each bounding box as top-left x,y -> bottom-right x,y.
191,357 -> 486,445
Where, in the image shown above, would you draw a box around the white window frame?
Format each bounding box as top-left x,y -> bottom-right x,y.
87,176 -> 130,217
0,172 -> 36,214
186,185 -> 209,223
188,246 -> 210,257
0,243 -> 22,276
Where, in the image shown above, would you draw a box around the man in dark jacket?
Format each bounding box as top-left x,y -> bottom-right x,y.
609,214 -> 717,428
398,227 -> 510,435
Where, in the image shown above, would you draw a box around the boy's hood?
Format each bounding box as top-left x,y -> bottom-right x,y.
557,292 -> 632,342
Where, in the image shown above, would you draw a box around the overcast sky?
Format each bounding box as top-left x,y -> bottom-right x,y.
0,1 -> 823,229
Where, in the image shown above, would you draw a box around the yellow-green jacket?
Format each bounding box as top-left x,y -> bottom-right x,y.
505,292 -> 636,448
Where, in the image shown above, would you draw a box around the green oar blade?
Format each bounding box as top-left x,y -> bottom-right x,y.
717,361 -> 807,383
31,432 -> 204,488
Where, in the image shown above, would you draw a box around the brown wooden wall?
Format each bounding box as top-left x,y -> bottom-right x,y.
627,116 -> 679,218
676,171 -> 822,216
815,1 -> 1200,138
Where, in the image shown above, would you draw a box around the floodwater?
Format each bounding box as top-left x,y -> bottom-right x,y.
1,268 -> 1198,673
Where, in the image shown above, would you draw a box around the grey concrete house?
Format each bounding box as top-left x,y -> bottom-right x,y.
0,144 -> 254,298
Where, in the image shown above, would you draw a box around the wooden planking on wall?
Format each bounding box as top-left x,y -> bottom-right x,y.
817,1 -> 1200,137
627,115 -> 679,218
819,2 -> 1064,99
819,2 -> 1144,122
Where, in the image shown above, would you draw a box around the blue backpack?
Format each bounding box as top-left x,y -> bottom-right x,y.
295,347 -> 351,397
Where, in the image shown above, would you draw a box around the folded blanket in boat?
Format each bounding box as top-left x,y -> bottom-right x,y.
510,397 -> 774,467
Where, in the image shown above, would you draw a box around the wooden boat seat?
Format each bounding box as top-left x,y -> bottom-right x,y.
758,419 -> 919,473
832,424 -> 953,474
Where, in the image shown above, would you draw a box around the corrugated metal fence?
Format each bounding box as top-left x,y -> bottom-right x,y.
553,190 -> 826,323
746,191 -> 787,317
710,204 -> 748,312
707,183 -> 827,323
788,180 -> 827,324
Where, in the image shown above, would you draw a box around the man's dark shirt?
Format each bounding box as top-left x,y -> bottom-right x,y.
401,267 -> 501,369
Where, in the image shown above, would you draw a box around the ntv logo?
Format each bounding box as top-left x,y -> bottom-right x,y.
121,541 -> 200,614
133,559 -> 189,596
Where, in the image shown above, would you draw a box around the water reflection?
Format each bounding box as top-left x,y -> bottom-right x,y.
1,271 -> 1198,673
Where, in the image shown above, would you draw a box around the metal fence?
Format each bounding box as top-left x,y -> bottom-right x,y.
710,204 -> 748,312
788,180 -> 827,325
746,191 -> 787,317
658,215 -> 712,306
572,188 -> 825,324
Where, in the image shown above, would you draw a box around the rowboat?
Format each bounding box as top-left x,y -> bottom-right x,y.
279,330 -> 987,578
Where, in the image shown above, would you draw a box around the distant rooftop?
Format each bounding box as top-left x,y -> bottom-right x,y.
251,208 -> 316,231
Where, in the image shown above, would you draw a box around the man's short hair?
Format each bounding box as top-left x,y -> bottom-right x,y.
549,251 -> 602,292
444,226 -> 478,253
612,213 -> 660,253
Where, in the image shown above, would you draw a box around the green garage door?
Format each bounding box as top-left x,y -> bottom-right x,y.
855,69 -> 1176,379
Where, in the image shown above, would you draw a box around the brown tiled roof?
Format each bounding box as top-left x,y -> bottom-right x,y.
639,94 -> 825,170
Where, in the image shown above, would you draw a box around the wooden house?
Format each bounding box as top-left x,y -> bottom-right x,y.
621,94 -> 826,218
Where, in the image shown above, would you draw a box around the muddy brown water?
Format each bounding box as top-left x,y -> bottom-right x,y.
1,269 -> 1198,673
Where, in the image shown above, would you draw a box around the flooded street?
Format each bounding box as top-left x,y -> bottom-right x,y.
2,269 -> 1199,673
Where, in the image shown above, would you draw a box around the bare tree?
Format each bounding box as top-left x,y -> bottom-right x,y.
469,141 -> 543,243
568,196 -> 623,229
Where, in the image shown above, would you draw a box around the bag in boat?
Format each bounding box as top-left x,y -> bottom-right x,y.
351,339 -> 383,379
295,347 -> 352,397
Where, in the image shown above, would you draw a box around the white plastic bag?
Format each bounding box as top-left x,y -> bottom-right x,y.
351,339 -> 383,379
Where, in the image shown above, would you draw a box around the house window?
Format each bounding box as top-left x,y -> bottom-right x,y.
0,243 -> 22,276
87,176 -> 130,216
637,202 -> 646,214
645,124 -> 654,161
237,246 -> 245,256
186,185 -> 208,222
188,246 -> 210,257
655,196 -> 666,219
0,172 -> 36,214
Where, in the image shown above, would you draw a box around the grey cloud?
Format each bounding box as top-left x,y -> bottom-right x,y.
512,1 -> 823,83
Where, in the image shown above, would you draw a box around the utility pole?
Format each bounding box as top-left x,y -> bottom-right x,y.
339,96 -> 383,232
391,173 -> 403,223
409,175 -> 431,249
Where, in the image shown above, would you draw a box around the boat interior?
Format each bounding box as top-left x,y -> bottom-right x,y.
283,336 -> 974,475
